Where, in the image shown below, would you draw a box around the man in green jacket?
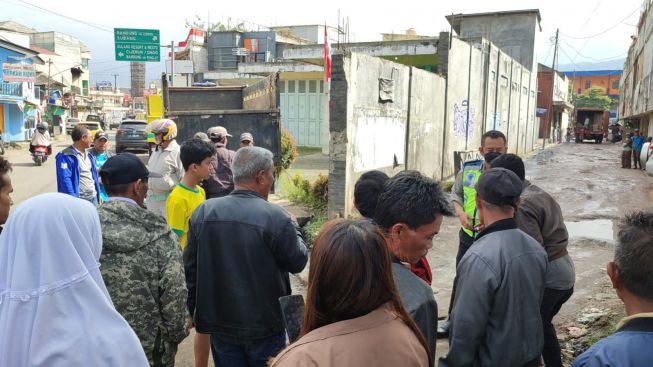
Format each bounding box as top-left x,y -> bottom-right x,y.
97,153 -> 189,366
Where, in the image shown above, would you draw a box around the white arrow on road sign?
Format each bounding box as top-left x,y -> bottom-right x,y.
153,36 -> 158,41
118,52 -> 124,57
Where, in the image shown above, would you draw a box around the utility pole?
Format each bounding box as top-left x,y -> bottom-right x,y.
112,73 -> 119,93
170,41 -> 175,87
543,29 -> 559,149
46,58 -> 52,106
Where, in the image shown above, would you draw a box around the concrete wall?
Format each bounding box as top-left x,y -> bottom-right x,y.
439,36 -> 537,177
441,37 -> 487,178
328,34 -> 539,216
454,12 -> 539,72
328,52 -> 410,218
406,68 -> 447,179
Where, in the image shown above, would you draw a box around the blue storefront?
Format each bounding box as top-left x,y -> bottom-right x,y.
1,40 -> 42,142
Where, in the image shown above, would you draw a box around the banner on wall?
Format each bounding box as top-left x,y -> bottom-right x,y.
2,63 -> 36,83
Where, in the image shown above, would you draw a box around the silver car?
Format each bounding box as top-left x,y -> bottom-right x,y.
66,118 -> 80,135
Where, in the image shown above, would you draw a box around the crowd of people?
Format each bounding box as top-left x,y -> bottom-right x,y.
621,128 -> 652,170
0,122 -> 650,367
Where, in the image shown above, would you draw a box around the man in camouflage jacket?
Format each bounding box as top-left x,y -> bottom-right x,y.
97,153 -> 189,367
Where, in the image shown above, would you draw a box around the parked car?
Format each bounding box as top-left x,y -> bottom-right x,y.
109,119 -> 122,130
85,114 -> 105,130
77,121 -> 103,139
66,118 -> 80,135
115,120 -> 149,153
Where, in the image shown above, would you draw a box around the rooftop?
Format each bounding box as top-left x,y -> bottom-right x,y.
0,20 -> 37,34
30,45 -> 58,56
562,70 -> 623,77
446,9 -> 542,32
0,38 -> 45,64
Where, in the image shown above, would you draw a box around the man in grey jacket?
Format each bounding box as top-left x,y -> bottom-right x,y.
374,170 -> 454,362
491,154 -> 575,367
440,168 -> 547,367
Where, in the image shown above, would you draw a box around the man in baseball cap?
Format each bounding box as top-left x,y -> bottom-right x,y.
441,168 -> 548,367
207,126 -> 232,141
90,131 -> 115,202
205,126 -> 236,199
96,152 -> 189,366
240,132 -> 254,148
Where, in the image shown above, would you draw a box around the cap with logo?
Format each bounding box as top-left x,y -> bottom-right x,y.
94,132 -> 109,141
99,153 -> 162,185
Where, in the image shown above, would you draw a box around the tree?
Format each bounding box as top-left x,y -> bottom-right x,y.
574,87 -> 612,110
184,15 -> 249,33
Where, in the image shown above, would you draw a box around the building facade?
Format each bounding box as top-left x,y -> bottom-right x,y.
0,39 -> 44,142
619,0 -> 653,135
538,64 -> 573,140
564,70 -> 622,98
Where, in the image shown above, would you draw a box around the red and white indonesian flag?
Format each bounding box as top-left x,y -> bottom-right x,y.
324,24 -> 331,90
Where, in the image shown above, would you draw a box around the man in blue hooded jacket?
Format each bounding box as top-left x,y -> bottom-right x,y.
56,125 -> 101,205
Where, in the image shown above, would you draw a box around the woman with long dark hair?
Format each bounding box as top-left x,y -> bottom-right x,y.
270,219 -> 431,367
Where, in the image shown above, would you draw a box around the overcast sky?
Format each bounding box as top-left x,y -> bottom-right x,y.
1,0 -> 644,87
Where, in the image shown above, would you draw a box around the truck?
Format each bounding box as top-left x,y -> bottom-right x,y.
162,73 -> 282,164
575,108 -> 609,144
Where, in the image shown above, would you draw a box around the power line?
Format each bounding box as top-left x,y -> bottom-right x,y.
0,0 -> 113,34
561,5 -> 641,40
90,64 -> 130,74
578,0 -> 604,32
568,0 -> 604,63
557,44 -> 582,70
541,40 -> 554,66
560,37 -> 627,63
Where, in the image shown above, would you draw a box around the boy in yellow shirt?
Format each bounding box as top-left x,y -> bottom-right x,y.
166,138 -> 215,250
166,137 -> 215,367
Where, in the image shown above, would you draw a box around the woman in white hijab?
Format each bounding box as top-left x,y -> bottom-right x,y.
0,193 -> 148,366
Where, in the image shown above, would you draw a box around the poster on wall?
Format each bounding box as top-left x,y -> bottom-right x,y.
2,63 -> 36,83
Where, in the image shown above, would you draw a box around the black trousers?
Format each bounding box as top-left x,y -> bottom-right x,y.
447,228 -> 476,315
540,287 -> 574,367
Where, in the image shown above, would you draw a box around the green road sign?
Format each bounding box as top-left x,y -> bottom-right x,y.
114,28 -> 160,62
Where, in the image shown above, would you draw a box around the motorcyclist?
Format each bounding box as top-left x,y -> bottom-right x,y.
30,123 -> 52,155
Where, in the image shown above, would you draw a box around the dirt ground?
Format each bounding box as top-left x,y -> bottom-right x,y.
431,141 -> 653,363
175,141 -> 652,366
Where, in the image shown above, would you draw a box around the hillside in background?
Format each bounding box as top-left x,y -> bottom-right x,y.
557,58 -> 626,72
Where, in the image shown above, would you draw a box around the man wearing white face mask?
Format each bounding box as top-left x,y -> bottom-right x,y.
146,119 -> 183,218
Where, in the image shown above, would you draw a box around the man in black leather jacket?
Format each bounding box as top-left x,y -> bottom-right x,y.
184,146 -> 308,367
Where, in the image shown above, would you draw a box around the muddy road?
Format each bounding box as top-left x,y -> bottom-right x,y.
430,141 -> 653,361
174,142 -> 651,366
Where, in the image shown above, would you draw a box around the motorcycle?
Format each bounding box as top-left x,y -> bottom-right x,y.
32,145 -> 49,166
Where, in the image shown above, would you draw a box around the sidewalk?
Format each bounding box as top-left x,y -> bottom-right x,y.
4,132 -> 68,152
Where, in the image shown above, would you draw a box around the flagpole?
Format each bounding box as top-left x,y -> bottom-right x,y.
323,22 -> 331,154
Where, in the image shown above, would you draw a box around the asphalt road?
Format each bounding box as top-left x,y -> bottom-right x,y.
9,129 -> 148,207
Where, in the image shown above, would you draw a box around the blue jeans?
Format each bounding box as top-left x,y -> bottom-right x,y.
81,196 -> 98,206
210,332 -> 286,367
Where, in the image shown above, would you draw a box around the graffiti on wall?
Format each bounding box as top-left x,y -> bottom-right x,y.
452,103 -> 475,138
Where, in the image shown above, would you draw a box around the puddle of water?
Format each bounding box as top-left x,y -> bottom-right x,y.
566,219 -> 616,242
